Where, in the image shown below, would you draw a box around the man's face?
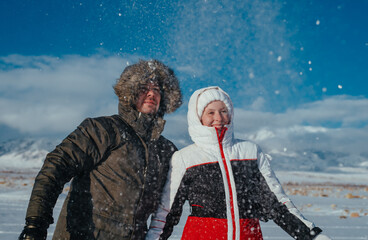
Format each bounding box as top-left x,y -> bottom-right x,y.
136,82 -> 161,114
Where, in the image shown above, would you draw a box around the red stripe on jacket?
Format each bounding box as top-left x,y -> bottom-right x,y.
216,127 -> 236,240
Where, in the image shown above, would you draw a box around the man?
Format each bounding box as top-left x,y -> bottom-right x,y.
18,59 -> 182,240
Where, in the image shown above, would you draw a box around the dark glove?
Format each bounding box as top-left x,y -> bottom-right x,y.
18,217 -> 49,240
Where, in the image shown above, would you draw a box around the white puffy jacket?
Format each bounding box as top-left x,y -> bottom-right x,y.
146,86 -> 324,240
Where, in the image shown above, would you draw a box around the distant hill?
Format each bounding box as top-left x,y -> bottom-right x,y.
0,138 -> 58,171
0,137 -> 367,173
267,149 -> 368,172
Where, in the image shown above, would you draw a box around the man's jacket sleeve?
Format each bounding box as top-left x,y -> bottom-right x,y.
25,117 -> 118,224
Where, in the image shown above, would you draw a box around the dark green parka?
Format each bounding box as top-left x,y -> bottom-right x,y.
24,60 -> 182,240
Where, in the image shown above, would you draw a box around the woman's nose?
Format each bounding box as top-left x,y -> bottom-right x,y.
214,112 -> 223,121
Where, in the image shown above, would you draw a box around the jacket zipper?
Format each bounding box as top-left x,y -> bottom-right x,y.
216,127 -> 236,240
115,115 -> 150,239
130,133 -> 149,240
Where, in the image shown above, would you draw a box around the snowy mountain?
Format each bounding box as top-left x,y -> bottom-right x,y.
266,148 -> 368,172
0,138 -> 58,171
1,137 -> 368,173
240,126 -> 368,172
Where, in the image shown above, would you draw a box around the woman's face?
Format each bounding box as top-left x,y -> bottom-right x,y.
200,100 -> 230,131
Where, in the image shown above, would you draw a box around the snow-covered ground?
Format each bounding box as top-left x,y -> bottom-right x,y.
0,138 -> 367,239
1,168 -> 367,240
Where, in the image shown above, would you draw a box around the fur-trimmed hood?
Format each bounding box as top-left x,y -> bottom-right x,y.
114,59 -> 182,116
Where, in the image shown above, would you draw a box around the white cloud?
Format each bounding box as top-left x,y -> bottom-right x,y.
0,54 -> 130,136
235,95 -> 368,132
1,54 -> 368,170
232,96 -> 368,169
161,95 -> 368,158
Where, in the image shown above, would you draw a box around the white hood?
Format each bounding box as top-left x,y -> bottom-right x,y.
187,86 -> 234,149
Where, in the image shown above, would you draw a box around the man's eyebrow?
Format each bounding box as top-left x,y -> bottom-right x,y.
140,83 -> 159,87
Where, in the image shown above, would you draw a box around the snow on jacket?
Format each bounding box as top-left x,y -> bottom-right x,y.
146,86 -> 323,240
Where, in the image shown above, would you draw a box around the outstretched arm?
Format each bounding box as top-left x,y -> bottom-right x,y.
257,148 -> 331,239
19,117 -> 118,240
257,150 -> 315,229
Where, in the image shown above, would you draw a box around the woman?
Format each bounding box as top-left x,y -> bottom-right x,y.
146,86 -> 331,240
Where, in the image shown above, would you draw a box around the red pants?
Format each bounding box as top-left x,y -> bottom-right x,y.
182,216 -> 263,240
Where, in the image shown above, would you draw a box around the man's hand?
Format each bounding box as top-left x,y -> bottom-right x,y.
18,217 -> 48,240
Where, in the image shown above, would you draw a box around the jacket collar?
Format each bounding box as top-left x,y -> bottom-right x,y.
118,101 -> 165,142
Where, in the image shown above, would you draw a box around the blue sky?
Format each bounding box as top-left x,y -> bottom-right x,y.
1,0 -> 367,101
1,0 -> 368,165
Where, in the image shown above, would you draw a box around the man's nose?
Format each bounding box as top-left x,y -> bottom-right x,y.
146,90 -> 155,97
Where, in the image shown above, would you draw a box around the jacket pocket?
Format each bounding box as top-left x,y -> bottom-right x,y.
92,200 -> 135,237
